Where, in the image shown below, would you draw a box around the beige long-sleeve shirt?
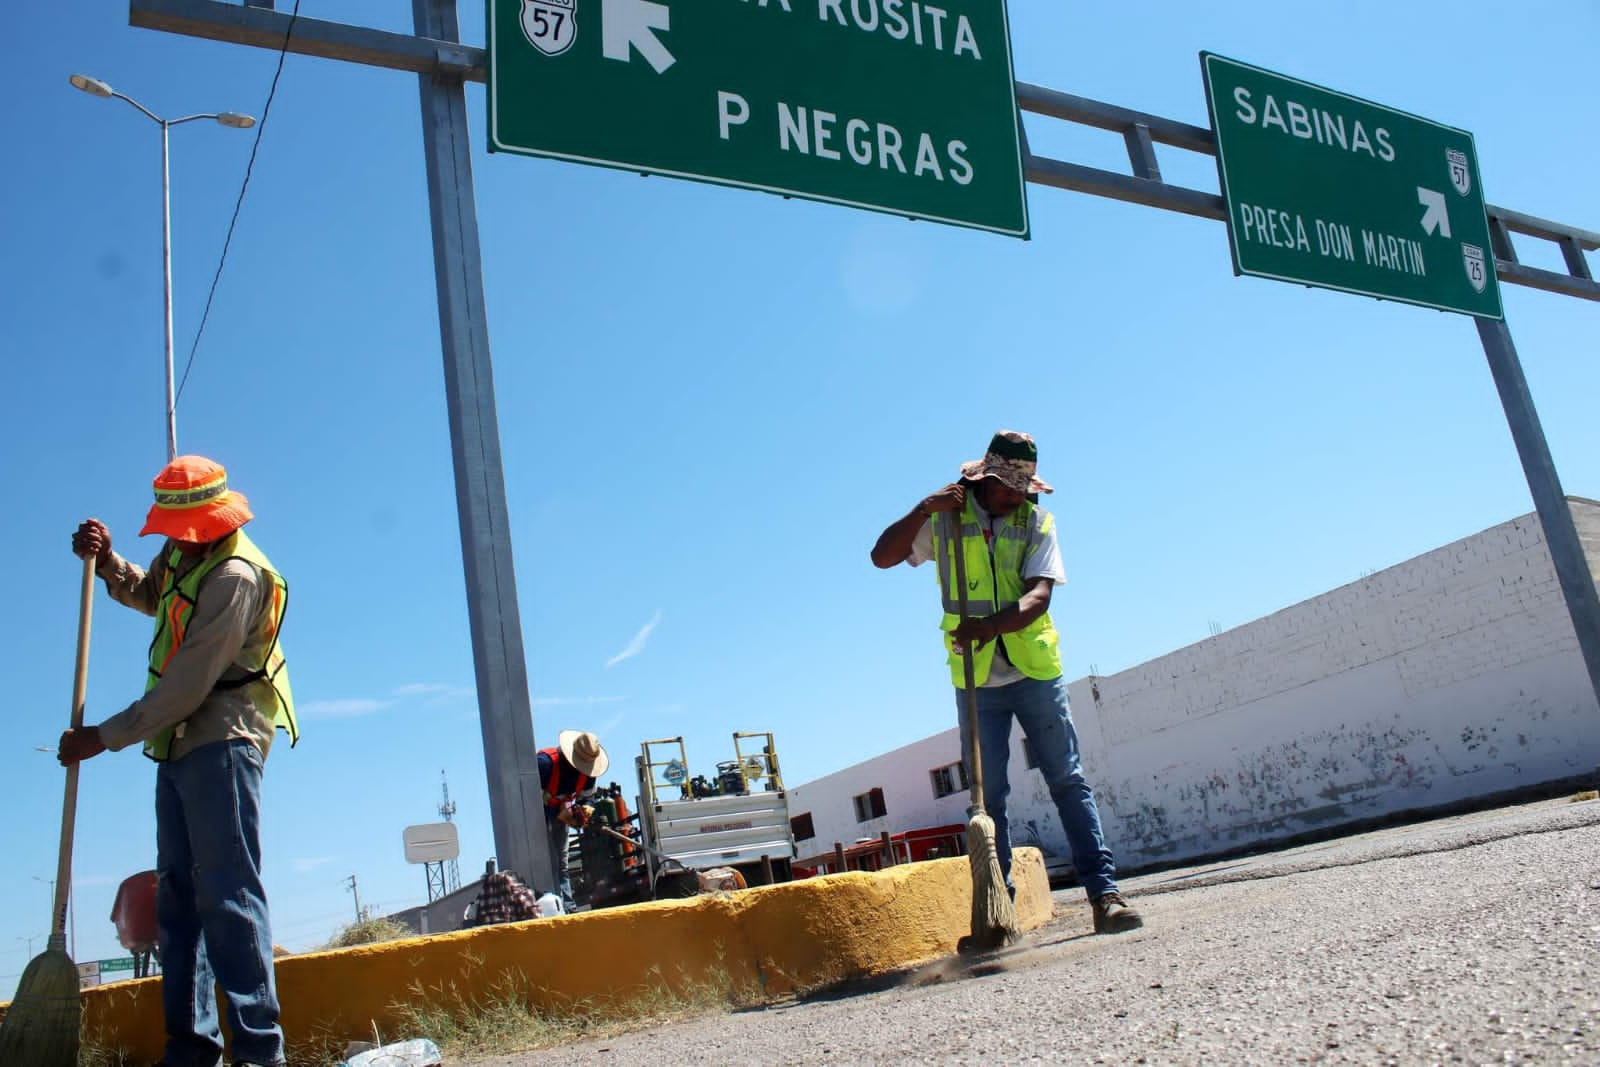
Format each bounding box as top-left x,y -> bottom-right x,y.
95,540 -> 283,762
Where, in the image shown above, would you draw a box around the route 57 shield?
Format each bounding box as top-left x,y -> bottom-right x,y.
1447,148 -> 1472,197
521,0 -> 576,56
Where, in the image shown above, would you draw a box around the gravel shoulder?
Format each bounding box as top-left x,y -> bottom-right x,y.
461,795 -> 1600,1065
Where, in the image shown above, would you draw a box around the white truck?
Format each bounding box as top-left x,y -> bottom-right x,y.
633,731 -> 798,888
573,731 -> 797,908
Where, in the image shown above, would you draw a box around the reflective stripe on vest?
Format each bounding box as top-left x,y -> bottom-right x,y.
539,747 -> 592,809
931,500 -> 1062,687
143,530 -> 298,761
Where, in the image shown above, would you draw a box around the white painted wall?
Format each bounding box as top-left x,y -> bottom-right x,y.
792,502 -> 1600,876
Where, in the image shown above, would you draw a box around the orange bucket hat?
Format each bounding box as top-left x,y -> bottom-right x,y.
139,455 -> 254,543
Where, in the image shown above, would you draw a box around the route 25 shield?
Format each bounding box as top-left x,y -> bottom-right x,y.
1463,243 -> 1487,294
522,0 -> 576,56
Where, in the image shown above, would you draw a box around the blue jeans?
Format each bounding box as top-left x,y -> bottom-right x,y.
956,674 -> 1119,900
155,739 -> 284,1067
546,813 -> 573,911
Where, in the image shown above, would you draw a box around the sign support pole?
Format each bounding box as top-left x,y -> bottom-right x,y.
1477,316 -> 1600,713
413,0 -> 552,893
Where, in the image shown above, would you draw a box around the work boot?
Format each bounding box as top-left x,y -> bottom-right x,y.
1091,891 -> 1143,934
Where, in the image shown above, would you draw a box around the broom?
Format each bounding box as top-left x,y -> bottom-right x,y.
0,555 -> 95,1066
945,510 -> 1022,953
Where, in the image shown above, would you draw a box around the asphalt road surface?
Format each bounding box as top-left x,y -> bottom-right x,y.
466,795 -> 1600,1065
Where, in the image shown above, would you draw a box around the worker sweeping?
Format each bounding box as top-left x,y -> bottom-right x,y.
57,455 -> 298,1067
871,430 -> 1143,937
539,730 -> 609,912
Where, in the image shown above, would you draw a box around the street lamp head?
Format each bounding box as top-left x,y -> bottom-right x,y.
217,112 -> 256,130
69,73 -> 114,98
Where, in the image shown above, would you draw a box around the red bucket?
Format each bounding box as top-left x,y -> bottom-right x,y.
110,870 -> 159,953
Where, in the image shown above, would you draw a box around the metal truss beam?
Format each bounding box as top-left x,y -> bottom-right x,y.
131,0 -> 1596,303
132,0 -> 484,76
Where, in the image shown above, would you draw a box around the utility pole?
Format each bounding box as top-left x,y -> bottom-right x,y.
345,875 -> 364,924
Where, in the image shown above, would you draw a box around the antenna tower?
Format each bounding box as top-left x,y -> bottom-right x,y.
438,770 -> 461,891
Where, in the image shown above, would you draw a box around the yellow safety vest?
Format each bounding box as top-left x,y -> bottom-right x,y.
143,530 -> 298,761
931,499 -> 1062,687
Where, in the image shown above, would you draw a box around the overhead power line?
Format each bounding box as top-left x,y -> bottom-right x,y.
173,0 -> 302,407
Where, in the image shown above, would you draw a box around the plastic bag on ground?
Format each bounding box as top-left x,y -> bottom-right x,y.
341,1037 -> 443,1066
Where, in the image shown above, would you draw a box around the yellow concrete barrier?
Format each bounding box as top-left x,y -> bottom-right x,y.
64,848 -> 1051,1063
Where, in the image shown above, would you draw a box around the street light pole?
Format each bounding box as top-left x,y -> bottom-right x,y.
67,74 -> 255,461
161,119 -> 175,461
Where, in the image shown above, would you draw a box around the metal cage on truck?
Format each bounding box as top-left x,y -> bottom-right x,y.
635,732 -> 797,886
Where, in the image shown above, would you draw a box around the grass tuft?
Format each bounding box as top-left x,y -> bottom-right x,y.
324,917 -> 414,950
383,955 -> 772,1060
74,935 -> 837,1064
77,1020 -> 135,1067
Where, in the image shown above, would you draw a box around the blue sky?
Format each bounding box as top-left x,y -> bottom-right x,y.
3,0 -> 1596,994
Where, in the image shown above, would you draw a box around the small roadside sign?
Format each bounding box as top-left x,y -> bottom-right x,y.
403,821 -> 461,864
1201,52 -> 1502,318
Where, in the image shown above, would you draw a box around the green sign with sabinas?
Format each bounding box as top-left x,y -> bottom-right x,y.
1201,52 -> 1502,318
487,0 -> 1029,237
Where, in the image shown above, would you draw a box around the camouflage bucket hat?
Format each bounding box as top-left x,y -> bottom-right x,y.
959,430 -> 1054,495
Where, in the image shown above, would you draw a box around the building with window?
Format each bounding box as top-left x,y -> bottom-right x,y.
929,760 -> 967,799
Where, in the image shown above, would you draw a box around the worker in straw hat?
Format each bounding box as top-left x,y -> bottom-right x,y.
539,730 -> 609,912
871,431 -> 1142,935
58,455 -> 297,1067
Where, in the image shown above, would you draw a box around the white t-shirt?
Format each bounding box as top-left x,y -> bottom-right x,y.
906,500 -> 1065,686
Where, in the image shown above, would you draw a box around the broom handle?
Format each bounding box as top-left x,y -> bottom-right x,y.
946,510 -> 986,810
51,555 -> 95,943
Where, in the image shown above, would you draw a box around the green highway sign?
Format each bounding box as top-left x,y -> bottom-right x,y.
98,956 -> 137,972
488,0 -> 1029,237
1201,52 -> 1502,318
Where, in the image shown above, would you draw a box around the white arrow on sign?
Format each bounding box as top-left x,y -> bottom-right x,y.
1417,187 -> 1452,239
602,0 -> 675,74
